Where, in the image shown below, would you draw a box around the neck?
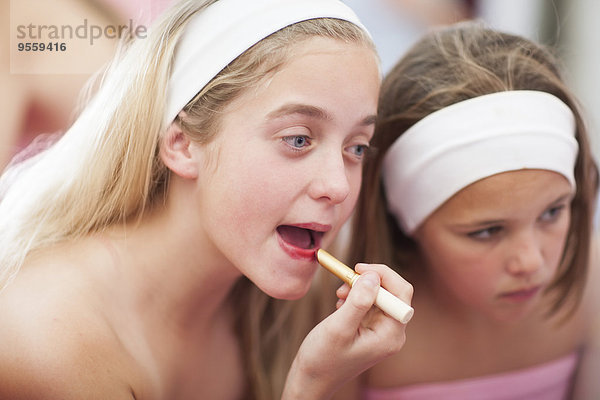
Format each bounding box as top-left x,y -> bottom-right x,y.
99,197 -> 242,338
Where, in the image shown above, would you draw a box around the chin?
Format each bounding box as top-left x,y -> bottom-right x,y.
263,279 -> 313,301
491,307 -> 535,324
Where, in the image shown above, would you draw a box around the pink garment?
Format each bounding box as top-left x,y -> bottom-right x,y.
362,352 -> 578,400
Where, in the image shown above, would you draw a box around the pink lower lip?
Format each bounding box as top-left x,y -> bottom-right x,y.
277,234 -> 317,260
500,286 -> 541,302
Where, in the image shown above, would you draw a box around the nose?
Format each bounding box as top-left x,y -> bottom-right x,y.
308,151 -> 350,204
505,229 -> 544,277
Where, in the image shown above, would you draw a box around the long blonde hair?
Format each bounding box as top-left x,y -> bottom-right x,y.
0,0 -> 211,288
0,1 -> 374,398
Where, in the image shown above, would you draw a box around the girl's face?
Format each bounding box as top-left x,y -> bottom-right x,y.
192,37 -> 380,299
413,170 -> 573,322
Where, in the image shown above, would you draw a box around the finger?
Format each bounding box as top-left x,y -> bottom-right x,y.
336,283 -> 350,300
333,271 -> 380,330
355,263 -> 414,305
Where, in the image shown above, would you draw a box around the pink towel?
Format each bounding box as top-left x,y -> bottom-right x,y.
363,352 -> 578,400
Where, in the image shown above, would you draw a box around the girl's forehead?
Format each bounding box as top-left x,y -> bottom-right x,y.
435,170 -> 572,219
221,38 -> 379,116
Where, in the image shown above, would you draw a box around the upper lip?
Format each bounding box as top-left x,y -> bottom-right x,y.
292,222 -> 332,233
500,285 -> 542,296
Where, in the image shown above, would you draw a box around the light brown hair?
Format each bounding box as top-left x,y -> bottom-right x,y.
349,21 -> 598,319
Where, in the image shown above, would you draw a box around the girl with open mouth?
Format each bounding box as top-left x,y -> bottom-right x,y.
0,1 -> 413,399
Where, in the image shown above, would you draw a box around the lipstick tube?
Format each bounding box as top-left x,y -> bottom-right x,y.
317,249 -> 414,324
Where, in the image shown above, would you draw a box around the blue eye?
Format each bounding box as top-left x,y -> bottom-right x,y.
346,144 -> 370,162
283,135 -> 311,149
467,226 -> 502,240
351,144 -> 369,157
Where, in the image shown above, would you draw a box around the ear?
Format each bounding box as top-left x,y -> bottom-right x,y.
160,119 -> 199,179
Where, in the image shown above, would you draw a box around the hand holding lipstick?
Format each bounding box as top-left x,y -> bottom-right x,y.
317,249 -> 414,323
282,253 -> 413,400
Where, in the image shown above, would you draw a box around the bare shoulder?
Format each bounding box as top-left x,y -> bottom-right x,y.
0,262 -> 136,399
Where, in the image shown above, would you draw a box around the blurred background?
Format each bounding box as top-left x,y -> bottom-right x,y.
2,0 -> 173,168
346,0 -> 600,157
2,0 -> 599,169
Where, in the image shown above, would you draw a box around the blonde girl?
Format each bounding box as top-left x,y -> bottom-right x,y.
0,1 -> 413,399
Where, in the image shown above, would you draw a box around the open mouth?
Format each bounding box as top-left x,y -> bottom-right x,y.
277,225 -> 324,250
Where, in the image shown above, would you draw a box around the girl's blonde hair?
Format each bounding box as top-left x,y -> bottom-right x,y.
349,21 -> 598,320
0,1 -> 374,398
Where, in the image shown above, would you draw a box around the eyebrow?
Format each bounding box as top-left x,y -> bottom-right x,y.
452,192 -> 574,229
266,103 -> 377,126
454,219 -> 504,229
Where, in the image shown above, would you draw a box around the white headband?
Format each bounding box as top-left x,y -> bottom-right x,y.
164,0 -> 367,126
382,90 -> 578,234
